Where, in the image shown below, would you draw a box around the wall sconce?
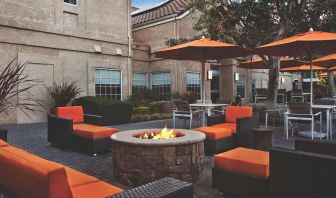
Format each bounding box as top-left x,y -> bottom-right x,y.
280,77 -> 285,84
234,73 -> 240,81
207,70 -> 213,80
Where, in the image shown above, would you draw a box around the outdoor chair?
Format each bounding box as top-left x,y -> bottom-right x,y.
210,98 -> 232,115
254,88 -> 267,103
212,139 -> 336,198
48,106 -> 119,155
284,102 -> 322,139
277,89 -> 286,103
194,106 -> 259,154
172,100 -> 204,129
290,89 -> 304,102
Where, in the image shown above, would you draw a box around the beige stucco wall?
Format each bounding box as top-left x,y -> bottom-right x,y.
132,11 -> 211,102
0,0 -> 131,124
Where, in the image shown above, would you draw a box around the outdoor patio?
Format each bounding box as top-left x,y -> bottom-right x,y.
0,120 -> 293,198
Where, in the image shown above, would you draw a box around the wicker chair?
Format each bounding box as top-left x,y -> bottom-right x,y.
254,88 -> 268,103
210,98 -> 232,115
172,100 -> 204,129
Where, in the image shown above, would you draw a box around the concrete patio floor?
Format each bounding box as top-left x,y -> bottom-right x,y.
0,119 -> 296,198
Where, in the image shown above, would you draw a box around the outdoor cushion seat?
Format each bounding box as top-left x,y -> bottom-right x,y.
56,106 -> 84,124
225,106 -> 253,123
71,181 -> 123,198
0,139 -> 8,147
193,127 -> 233,139
215,147 -> 269,178
211,123 -> 237,133
65,167 -> 99,188
73,124 -> 119,140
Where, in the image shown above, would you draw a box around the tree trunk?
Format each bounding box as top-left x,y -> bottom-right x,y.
266,56 -> 280,104
328,71 -> 335,97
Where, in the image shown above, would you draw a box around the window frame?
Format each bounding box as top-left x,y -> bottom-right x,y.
186,71 -> 202,101
94,67 -> 123,101
236,73 -> 246,98
132,72 -> 148,95
151,72 -> 172,101
64,0 -> 78,6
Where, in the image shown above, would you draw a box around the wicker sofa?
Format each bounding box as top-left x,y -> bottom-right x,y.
48,106 -> 119,155
194,106 -> 259,154
213,139 -> 336,198
0,138 -> 193,198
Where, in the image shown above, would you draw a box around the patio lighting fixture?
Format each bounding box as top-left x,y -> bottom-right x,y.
281,77 -> 285,84
234,72 -> 240,81
207,70 -> 213,80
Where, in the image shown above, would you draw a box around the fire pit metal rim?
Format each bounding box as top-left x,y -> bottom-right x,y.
111,128 -> 206,147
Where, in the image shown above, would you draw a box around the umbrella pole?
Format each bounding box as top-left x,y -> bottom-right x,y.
310,58 -> 313,105
202,61 -> 206,104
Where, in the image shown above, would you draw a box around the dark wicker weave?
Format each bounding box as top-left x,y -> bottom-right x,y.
0,128 -> 7,142
205,114 -> 259,154
48,114 -> 112,155
108,177 -> 193,198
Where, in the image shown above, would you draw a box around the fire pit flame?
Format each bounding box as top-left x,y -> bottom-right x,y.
138,126 -> 177,139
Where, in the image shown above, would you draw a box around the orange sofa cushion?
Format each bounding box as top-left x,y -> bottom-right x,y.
193,127 -> 233,139
215,147 -> 269,178
225,106 -> 253,123
211,123 -> 237,134
0,139 -> 8,147
73,124 -> 119,140
56,106 -> 84,124
72,181 -> 123,198
65,167 -> 99,188
0,146 -> 72,198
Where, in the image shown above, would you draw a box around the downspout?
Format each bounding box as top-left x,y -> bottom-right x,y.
174,16 -> 178,94
127,0 -> 132,98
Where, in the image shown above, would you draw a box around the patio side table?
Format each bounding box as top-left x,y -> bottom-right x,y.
0,128 -> 7,142
107,177 -> 193,198
252,128 -> 274,151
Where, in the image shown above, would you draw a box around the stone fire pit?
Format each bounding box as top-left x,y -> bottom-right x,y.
111,129 -> 206,187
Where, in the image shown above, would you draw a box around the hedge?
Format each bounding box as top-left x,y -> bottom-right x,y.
74,96 -> 133,125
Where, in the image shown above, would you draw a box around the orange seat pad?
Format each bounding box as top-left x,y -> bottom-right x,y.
56,106 -> 84,124
0,140 -> 8,147
211,123 -> 237,133
193,127 -> 233,139
215,147 -> 269,178
73,124 -> 119,140
65,167 -> 99,188
225,106 -> 253,123
72,181 -> 123,198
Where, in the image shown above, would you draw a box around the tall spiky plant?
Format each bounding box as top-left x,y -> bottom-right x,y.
47,81 -> 82,107
0,58 -> 44,116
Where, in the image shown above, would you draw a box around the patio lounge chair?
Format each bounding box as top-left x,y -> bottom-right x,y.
212,139 -> 336,198
290,89 -> 304,102
194,106 -> 259,154
0,139 -> 193,198
277,89 -> 286,103
173,100 -> 204,129
48,106 -> 119,155
254,88 -> 267,103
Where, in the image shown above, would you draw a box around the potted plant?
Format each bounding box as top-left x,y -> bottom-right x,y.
0,58 -> 43,141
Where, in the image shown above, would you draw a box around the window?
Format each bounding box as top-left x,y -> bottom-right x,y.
237,74 -> 246,98
132,73 -> 148,96
95,68 -> 122,101
64,0 -> 77,5
152,72 -> 171,101
187,72 -> 201,100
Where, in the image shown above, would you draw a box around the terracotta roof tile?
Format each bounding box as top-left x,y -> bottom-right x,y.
132,0 -> 191,26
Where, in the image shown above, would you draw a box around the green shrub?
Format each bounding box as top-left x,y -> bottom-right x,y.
131,114 -> 151,123
74,96 -> 133,125
150,113 -> 162,120
133,106 -> 150,114
148,102 -> 161,114
47,81 -> 82,108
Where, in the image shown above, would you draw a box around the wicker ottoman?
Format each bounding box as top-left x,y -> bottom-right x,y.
193,126 -> 234,154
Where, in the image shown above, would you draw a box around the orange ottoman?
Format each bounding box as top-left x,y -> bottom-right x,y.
213,147 -> 269,198
193,126 -> 235,154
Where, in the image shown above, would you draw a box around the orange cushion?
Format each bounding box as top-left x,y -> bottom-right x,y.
72,181 -> 123,198
211,123 -> 237,133
193,127 -> 233,139
0,139 -> 8,147
215,147 -> 269,178
48,167 -> 74,198
56,106 -> 84,124
0,145 -> 71,198
65,167 -> 99,188
73,124 -> 119,140
225,106 -> 253,123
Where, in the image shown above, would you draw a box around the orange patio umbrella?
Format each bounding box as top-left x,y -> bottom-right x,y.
239,56 -> 306,69
280,65 -> 327,72
320,72 -> 336,78
255,30 -> 336,104
313,54 -> 336,67
155,37 -> 251,103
